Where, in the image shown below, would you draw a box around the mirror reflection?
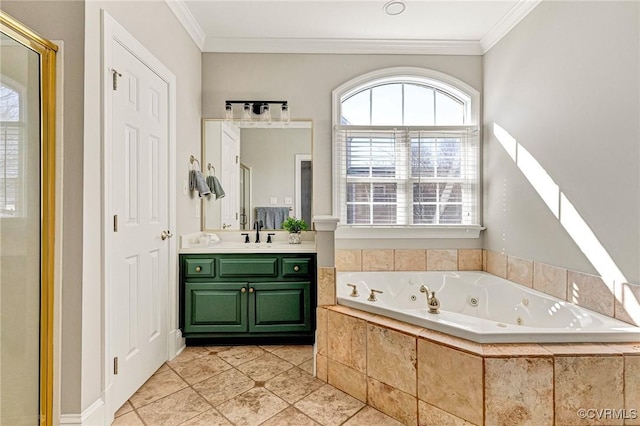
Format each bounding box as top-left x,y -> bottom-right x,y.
202,120 -> 312,231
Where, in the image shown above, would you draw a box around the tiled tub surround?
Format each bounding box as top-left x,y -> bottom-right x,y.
320,249 -> 640,425
335,271 -> 640,343
316,305 -> 640,426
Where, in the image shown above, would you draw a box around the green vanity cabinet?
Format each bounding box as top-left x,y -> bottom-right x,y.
179,253 -> 316,344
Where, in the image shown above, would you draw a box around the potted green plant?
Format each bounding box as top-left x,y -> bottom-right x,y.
282,217 -> 308,244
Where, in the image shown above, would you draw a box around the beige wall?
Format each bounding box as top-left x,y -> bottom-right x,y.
483,1 -> 640,284
202,53 -> 484,249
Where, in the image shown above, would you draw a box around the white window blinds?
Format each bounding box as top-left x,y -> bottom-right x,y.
334,126 -> 479,227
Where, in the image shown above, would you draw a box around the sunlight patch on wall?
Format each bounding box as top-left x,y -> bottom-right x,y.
492,123 -> 631,317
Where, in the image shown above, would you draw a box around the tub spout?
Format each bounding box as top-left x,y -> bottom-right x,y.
420,285 -> 440,314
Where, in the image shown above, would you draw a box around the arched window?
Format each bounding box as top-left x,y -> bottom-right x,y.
0,82 -> 23,217
332,67 -> 481,236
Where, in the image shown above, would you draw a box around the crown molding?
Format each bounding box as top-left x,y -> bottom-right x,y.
165,0 -> 206,50
480,0 -> 542,53
203,37 -> 484,55
167,0 -> 539,56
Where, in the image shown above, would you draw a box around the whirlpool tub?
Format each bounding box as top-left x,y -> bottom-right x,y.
336,271 -> 640,343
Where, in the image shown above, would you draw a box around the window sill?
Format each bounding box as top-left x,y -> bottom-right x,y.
335,225 -> 485,239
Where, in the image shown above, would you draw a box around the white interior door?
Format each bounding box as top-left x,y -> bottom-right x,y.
110,38 -> 169,410
220,123 -> 240,229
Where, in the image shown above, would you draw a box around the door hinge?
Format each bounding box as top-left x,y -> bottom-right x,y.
113,357 -> 119,375
113,214 -> 118,232
235,212 -> 238,220
111,68 -> 122,90
236,155 -> 239,164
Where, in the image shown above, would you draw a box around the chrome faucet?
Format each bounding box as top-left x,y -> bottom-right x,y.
420,285 -> 440,314
254,220 -> 263,243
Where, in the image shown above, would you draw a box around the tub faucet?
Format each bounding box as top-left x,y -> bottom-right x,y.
420,285 -> 440,314
368,289 -> 383,302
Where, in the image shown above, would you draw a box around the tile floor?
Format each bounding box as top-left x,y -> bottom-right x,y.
112,345 -> 403,426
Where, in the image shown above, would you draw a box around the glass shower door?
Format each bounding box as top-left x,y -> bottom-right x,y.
0,12 -> 57,426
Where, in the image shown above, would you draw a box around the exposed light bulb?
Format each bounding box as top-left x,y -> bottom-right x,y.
281,103 -> 290,122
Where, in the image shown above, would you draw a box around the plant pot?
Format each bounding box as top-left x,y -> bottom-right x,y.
288,232 -> 302,244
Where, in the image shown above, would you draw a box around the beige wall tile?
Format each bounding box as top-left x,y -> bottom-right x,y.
335,249 -> 362,271
315,354 -> 327,382
485,250 -> 507,278
327,310 -> 367,373
507,256 -> 533,288
367,324 -> 417,396
458,249 -> 483,271
370,315 -> 423,337
417,340 -> 483,425
427,249 -> 458,271
316,308 -> 327,356
418,331 -> 484,357
418,401 -> 475,426
367,377 -> 418,426
555,356 -> 624,425
567,271 -> 614,317
394,249 -> 426,271
485,357 -> 554,426
533,262 -> 568,300
541,343 -> 620,356
625,355 -> 640,425
362,249 -> 394,271
327,359 -> 367,402
317,267 -> 336,306
614,281 -> 640,326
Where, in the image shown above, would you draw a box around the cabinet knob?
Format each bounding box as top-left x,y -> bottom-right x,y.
293,265 -> 300,272
249,288 -> 254,293
195,266 -> 202,272
241,287 -> 246,293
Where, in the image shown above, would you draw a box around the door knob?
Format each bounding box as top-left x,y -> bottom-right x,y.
241,288 -> 246,293
249,288 -> 254,293
160,230 -> 173,240
293,265 -> 300,272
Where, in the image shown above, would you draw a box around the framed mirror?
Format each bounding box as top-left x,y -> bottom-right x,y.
202,119 -> 312,231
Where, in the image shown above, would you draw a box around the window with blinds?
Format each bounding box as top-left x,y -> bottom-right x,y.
333,73 -> 480,229
335,127 -> 479,226
0,83 -> 23,217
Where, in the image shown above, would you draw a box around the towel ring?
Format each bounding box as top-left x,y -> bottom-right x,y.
207,163 -> 216,176
190,155 -> 201,170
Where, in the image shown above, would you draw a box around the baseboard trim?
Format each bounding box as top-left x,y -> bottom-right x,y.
59,398 -> 104,425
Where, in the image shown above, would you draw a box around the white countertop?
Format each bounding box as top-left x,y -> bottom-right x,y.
179,241 -> 316,254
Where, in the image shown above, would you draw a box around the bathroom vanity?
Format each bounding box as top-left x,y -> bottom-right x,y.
179,240 -> 317,344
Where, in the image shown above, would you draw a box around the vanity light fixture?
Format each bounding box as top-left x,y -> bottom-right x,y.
225,100 -> 290,122
384,0 -> 406,16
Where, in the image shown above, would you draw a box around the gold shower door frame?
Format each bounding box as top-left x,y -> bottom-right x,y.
0,11 -> 57,426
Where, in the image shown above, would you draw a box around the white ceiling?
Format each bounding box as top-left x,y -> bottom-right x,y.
167,0 -> 541,55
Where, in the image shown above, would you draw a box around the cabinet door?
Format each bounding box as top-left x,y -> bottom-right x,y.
184,283 -> 247,333
248,282 -> 311,333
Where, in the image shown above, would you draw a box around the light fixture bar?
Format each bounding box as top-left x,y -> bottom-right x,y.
225,100 -> 290,121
